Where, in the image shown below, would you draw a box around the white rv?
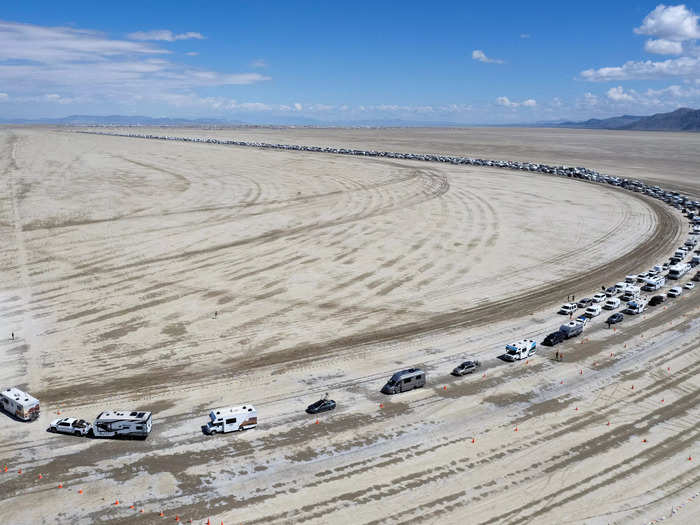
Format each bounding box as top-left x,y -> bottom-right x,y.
205,405 -> 257,435
668,263 -> 691,280
624,297 -> 648,315
1,388 -> 40,421
642,277 -> 665,291
92,410 -> 152,439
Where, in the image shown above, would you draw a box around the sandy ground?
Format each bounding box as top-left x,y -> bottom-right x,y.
0,127 -> 697,524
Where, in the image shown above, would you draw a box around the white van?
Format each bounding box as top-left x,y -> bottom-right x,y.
92,410 -> 152,439
205,405 -> 257,435
668,263 -> 691,280
625,275 -> 637,284
584,305 -> 602,317
1,388 -> 40,421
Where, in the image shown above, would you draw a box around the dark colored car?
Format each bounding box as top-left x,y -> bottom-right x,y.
451,360 -> 481,376
649,295 -> 667,306
606,313 -> 624,325
605,286 -> 618,297
542,331 -> 565,346
576,297 -> 592,308
305,395 -> 336,414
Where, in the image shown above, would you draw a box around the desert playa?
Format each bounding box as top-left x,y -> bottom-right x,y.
0,127 -> 699,524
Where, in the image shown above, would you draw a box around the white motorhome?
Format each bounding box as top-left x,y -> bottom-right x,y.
1,388 -> 40,421
668,263 -> 691,280
642,277 -> 665,291
624,297 -> 648,315
205,405 -> 257,435
92,410 -> 152,439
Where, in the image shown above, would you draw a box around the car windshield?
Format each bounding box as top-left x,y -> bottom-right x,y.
387,380 -> 397,386
506,348 -> 518,355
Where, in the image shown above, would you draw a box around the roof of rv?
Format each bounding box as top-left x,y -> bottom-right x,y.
1,387 -> 39,405
96,410 -> 151,421
210,405 -> 256,416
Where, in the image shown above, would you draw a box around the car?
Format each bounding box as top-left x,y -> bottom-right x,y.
542,331 -> 565,347
575,315 -> 589,326
576,297 -> 592,308
584,305 -> 602,317
667,286 -> 682,298
606,312 -> 624,325
47,417 -> 92,437
591,293 -> 607,303
604,286 -> 618,297
662,263 -> 670,270
684,282 -> 695,290
636,272 -> 650,283
305,394 -> 336,414
649,294 -> 667,306
451,360 -> 481,376
558,303 -> 578,315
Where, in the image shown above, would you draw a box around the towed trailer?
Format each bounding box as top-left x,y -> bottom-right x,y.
92,410 -> 152,439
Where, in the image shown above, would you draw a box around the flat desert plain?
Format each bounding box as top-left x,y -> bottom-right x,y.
0,127 -> 698,524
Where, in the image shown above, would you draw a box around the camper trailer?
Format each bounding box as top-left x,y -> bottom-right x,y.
204,405 -> 258,435
559,321 -> 584,339
0,388 -> 40,421
642,277 -> 665,291
381,368 -> 426,394
92,410 -> 152,439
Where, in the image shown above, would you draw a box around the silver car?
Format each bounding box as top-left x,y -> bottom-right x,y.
48,417 -> 92,437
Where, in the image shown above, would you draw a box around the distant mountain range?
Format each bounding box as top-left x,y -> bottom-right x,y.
554,107 -> 700,132
1,107 -> 698,130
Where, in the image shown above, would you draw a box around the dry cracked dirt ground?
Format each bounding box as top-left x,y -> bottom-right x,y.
0,127 -> 698,524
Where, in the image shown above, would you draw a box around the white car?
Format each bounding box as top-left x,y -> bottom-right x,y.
591,293 -> 607,303
558,303 -> 578,315
667,286 -> 683,298
584,305 -> 602,317
684,282 -> 695,290
48,417 -> 92,437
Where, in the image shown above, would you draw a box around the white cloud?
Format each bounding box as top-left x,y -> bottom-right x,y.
0,20 -> 269,109
496,96 -> 536,108
520,33 -> 531,39
607,86 -> 635,102
251,59 -> 267,68
644,38 -> 684,54
634,4 -> 700,41
582,5 -> 700,81
293,102 -> 303,111
472,49 -> 504,64
580,56 -> 700,81
0,92 -> 8,101
127,30 -> 205,42
185,51 -> 199,56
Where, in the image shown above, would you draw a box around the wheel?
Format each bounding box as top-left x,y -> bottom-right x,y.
209,430 -> 217,435
48,427 -> 56,433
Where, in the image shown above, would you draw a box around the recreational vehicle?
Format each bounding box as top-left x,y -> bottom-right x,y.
559,321 -> 584,339
92,410 -> 152,439
668,263 -> 691,280
642,277 -> 665,291
381,368 -> 426,394
624,297 -> 648,315
204,405 -> 258,435
503,340 -> 537,361
0,387 -> 40,421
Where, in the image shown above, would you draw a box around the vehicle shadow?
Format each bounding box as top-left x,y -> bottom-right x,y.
0,410 -> 36,423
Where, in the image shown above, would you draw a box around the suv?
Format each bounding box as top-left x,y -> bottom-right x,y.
576,297 -> 592,308
542,331 -> 565,346
558,303 -> 578,315
606,312 -> 624,325
451,360 -> 481,376
591,293 -> 607,303
667,287 -> 682,298
649,294 -> 667,306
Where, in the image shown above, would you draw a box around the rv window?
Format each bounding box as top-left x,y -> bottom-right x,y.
416,375 -> 422,380
225,418 -> 236,424
403,378 -> 411,384
136,426 -> 144,430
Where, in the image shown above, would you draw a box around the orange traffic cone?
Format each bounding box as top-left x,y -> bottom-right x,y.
78,489 -> 83,494
114,500 -> 120,506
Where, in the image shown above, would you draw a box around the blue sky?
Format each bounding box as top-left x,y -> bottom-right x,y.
1,1 -> 700,123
